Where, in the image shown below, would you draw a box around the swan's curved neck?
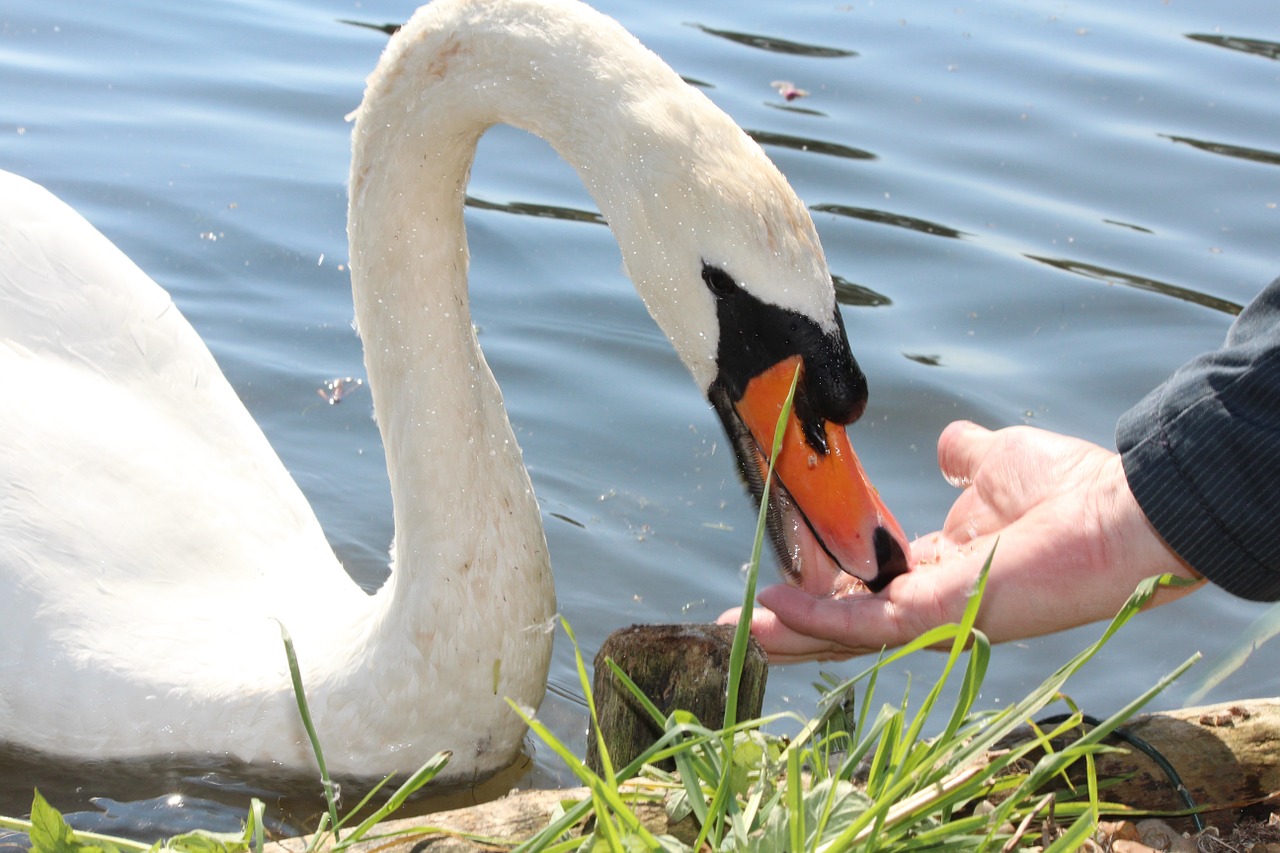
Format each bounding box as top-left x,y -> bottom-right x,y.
345,0 -> 704,601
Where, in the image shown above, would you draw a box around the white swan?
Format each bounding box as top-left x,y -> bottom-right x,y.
0,0 -> 909,781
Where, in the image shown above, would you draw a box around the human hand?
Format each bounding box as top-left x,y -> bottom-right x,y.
718,420 -> 1204,662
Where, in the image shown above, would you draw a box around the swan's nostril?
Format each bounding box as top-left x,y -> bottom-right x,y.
866,526 -> 909,593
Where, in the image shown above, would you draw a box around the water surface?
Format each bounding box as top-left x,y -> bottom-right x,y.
1,0 -> 1278,838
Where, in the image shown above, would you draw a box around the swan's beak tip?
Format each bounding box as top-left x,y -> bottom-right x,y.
869,524 -> 911,592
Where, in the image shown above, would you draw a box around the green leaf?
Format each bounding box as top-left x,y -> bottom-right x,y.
163,829 -> 250,853
28,790 -> 95,853
806,780 -> 870,844
729,733 -> 767,798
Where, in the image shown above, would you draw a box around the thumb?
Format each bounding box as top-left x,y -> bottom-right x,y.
937,420 -> 994,488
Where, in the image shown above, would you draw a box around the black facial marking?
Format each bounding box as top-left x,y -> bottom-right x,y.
702,262 -> 867,440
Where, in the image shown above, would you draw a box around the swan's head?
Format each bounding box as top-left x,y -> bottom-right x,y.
592,88 -> 913,596
700,263 -> 911,597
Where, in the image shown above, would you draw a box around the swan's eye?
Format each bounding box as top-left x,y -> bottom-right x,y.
701,263 -> 740,297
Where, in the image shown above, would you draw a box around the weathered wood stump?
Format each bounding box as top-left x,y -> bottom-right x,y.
1092,699 -> 1280,833
585,623 -> 767,775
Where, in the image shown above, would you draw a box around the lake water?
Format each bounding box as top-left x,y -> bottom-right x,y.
1,0 -> 1278,841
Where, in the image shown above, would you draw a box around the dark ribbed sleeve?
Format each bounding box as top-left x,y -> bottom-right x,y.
1116,275 -> 1280,601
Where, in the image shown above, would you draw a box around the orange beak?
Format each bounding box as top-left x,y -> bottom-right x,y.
734,355 -> 911,595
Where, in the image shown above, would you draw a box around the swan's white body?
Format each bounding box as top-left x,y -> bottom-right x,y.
0,0 -> 888,780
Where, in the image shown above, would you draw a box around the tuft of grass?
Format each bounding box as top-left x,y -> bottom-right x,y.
509,561 -> 1196,851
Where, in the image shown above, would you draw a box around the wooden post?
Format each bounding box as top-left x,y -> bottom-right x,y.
585,623 -> 768,776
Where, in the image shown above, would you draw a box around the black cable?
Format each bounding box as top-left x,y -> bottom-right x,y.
1034,712 -> 1205,834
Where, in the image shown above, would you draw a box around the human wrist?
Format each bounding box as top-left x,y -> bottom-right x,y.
1110,456 -> 1204,597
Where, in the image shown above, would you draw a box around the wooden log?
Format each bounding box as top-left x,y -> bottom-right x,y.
1090,698 -> 1280,833
994,699 -> 1280,834
585,623 -> 767,775
268,782 -> 689,853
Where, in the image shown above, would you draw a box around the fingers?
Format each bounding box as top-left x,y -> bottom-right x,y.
937,420 -> 994,489
717,604 -> 856,663
758,584 -> 905,659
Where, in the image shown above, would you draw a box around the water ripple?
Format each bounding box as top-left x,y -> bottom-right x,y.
1159,134 -> 1280,168
1025,255 -> 1245,316
811,204 -> 970,240
748,130 -> 875,161
833,275 -> 892,308
464,194 -> 606,226
688,23 -> 855,58
1186,33 -> 1280,62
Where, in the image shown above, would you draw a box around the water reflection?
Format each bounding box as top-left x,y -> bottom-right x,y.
903,353 -> 944,367
464,194 -> 606,226
833,274 -> 892,308
0,748 -> 306,844
748,129 -> 875,160
62,795 -> 284,843
339,18 -> 400,36
1025,255 -> 1245,316
1159,134 -> 1280,168
688,24 -> 855,58
763,102 -> 828,118
811,203 -> 970,240
1103,219 -> 1156,235
1186,33 -> 1280,61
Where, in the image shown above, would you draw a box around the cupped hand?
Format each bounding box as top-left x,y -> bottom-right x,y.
718,420 -> 1203,663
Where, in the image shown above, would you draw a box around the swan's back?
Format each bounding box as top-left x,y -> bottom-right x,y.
0,172 -> 351,716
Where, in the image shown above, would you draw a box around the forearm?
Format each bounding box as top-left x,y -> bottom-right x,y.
1117,276 -> 1280,601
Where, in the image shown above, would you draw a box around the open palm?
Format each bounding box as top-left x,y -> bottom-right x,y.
722,421 -> 1203,662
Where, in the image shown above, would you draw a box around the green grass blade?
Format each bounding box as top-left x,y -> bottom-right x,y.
507,700 -> 662,849
786,746 -> 804,851
890,547 -> 994,781
1041,808 -> 1098,853
725,362 -> 800,732
561,617 -> 619,786
602,657 -> 667,729
274,621 -> 341,845
338,752 -> 452,846
944,573 -> 1188,774
1183,595 -> 1280,703
247,797 -> 266,853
